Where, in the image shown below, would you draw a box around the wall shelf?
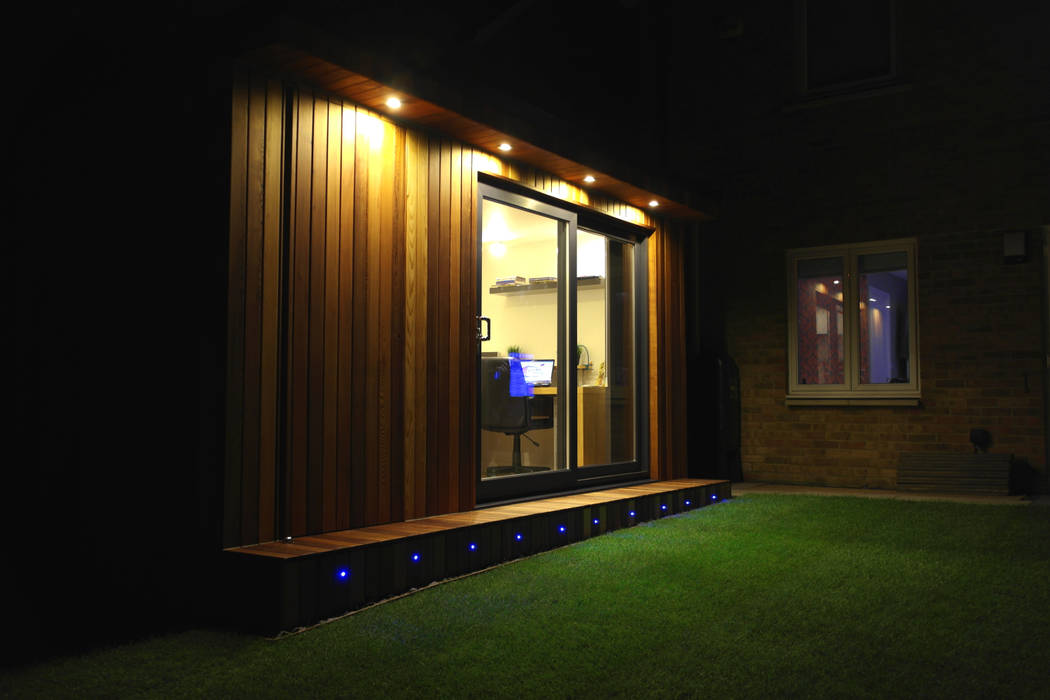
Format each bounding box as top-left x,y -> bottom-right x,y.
489,276 -> 604,295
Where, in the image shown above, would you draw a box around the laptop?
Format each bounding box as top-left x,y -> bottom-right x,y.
519,359 -> 555,387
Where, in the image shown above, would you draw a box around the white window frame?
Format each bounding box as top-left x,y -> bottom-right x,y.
786,238 -> 920,403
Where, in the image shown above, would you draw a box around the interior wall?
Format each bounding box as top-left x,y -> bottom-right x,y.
225,70 -> 692,547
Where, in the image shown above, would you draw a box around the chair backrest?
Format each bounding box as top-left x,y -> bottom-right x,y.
480,357 -> 528,432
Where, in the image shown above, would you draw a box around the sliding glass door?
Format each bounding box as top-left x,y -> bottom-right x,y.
477,183 -> 646,502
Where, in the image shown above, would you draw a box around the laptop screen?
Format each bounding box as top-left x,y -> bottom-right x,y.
520,359 -> 555,386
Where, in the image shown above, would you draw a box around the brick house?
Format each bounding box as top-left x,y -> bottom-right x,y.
670,1 -> 1048,490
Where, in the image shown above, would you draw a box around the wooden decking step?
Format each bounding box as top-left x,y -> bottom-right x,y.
224,478 -> 730,633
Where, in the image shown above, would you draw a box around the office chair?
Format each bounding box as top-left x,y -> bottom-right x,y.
480,356 -> 554,475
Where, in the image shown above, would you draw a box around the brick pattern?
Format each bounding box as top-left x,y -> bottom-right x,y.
727,229 -> 1044,488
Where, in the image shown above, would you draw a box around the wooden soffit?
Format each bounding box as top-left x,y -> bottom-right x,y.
238,38 -> 712,223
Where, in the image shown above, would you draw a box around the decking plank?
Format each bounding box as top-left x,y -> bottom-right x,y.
226,479 -> 726,557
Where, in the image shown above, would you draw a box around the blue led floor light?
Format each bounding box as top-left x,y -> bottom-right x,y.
336,568 -> 350,582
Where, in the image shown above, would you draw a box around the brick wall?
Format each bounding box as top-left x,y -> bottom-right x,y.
672,2 -> 1050,489
724,229 -> 1045,488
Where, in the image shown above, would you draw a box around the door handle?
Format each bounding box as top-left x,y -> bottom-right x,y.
477,316 -> 491,341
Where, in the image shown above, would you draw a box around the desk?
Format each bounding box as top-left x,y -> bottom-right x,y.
533,385 -> 610,465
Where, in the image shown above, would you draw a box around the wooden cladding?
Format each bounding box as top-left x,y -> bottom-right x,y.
225,71 -> 691,548
648,222 -> 690,481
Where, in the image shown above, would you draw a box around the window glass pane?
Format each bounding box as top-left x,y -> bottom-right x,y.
858,251 -> 909,384
797,257 -> 845,385
577,230 -> 635,465
480,199 -> 565,478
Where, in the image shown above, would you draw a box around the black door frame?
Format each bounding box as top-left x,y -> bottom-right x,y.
476,175 -> 650,504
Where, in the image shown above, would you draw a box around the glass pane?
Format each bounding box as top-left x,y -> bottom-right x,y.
577,230 -> 635,466
796,257 -> 845,385
858,251 -> 909,384
480,199 -> 564,479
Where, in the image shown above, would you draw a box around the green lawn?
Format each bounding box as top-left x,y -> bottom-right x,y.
4,494 -> 1049,698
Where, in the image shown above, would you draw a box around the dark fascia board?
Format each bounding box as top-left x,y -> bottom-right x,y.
235,10 -> 716,222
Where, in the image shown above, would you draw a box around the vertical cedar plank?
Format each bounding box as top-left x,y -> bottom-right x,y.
671,225 -> 688,478
364,109 -> 382,526
426,136 -> 441,516
289,90 -> 312,536
649,224 -> 660,480
223,76 -> 248,547
390,123 -> 406,523
350,107 -> 370,528
336,103 -> 356,531
414,134 -> 429,519
447,142 -> 461,511
460,148 -> 476,511
241,76 -> 266,543
306,95 -> 328,534
376,118 -> 395,524
402,131 -> 418,519
436,140 -> 452,515
322,98 -> 341,531
258,79 -> 283,543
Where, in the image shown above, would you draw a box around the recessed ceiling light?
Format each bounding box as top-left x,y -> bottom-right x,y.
498,142 -> 512,151
885,305 -> 892,309
833,279 -> 840,285
648,200 -> 659,207
583,175 -> 595,183
869,297 -> 877,302
385,96 -> 402,109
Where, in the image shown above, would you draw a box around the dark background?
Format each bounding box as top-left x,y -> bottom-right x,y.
10,0 -> 1048,663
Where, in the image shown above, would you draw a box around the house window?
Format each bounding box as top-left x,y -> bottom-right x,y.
787,238 -> 919,401
798,0 -> 896,96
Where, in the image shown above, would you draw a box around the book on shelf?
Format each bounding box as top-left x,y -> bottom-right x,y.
493,276 -> 526,286
527,276 -> 556,284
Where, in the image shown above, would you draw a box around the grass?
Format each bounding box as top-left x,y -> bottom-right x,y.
4,494 -> 1050,698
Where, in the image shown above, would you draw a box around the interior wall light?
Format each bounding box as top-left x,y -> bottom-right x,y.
833,279 -> 841,285
498,142 -> 512,151
385,96 -> 402,109
583,175 -> 595,183
648,200 -> 659,207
